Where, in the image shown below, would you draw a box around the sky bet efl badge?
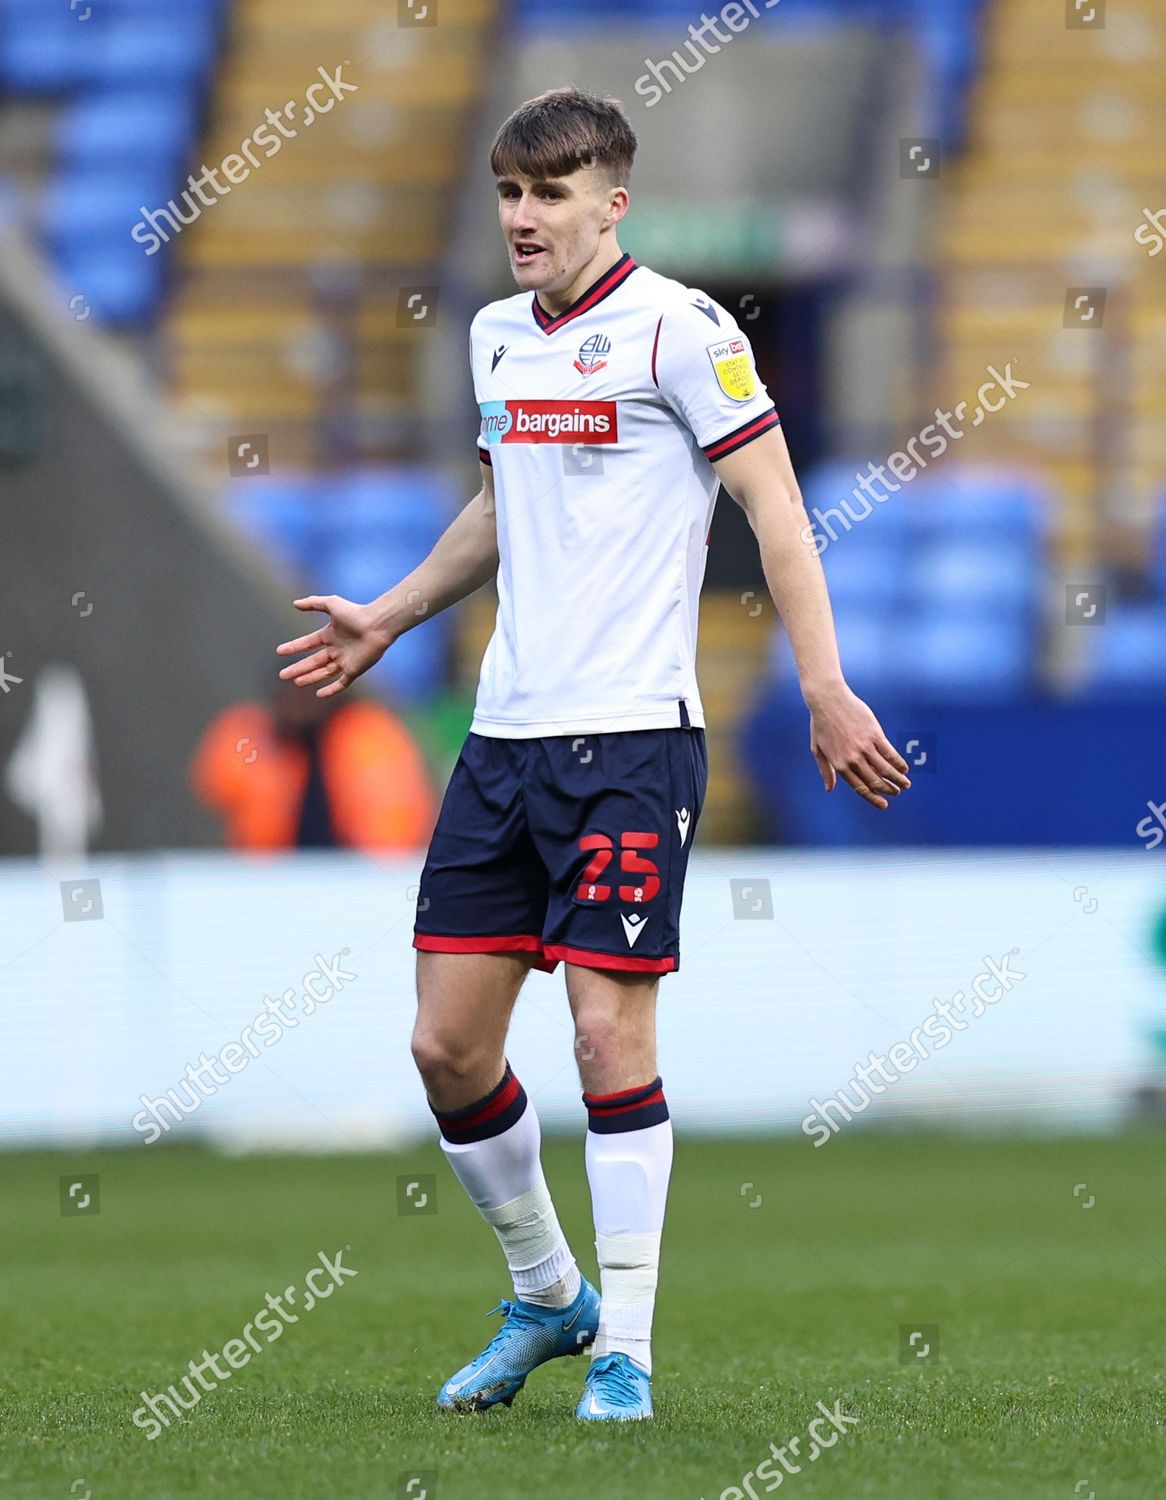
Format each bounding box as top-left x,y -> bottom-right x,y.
707,337 -> 756,401
574,332 -> 610,377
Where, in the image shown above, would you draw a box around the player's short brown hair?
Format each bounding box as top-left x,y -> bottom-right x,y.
489,86 -> 637,188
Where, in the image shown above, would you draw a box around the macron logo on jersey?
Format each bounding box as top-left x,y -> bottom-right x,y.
480,399 -> 619,446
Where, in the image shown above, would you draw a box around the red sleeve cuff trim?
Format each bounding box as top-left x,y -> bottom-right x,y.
702,407 -> 780,461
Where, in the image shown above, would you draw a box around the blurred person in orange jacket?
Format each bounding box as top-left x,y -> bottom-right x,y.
190,678 -> 436,851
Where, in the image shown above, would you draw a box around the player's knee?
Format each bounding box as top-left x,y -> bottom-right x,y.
410,1029 -> 480,1089
571,1008 -> 624,1070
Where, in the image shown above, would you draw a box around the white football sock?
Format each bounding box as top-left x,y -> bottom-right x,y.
481,1185 -> 581,1306
584,1113 -> 673,1374
437,1071 -> 581,1310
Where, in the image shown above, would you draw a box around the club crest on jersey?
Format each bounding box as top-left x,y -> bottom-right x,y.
573,333 -> 610,377
707,337 -> 757,402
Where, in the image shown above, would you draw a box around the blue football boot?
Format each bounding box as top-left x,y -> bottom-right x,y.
437,1277 -> 600,1412
576,1351 -> 653,1421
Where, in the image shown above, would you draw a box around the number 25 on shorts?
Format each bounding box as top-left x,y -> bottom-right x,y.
575,831 -> 660,904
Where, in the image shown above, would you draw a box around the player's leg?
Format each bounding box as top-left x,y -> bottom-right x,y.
567,962 -> 670,1419
413,948 -> 581,1310
523,723 -> 707,1419
409,732 -> 600,1410
412,947 -> 530,1113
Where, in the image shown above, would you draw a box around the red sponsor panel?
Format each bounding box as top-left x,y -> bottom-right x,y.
498,400 -> 619,444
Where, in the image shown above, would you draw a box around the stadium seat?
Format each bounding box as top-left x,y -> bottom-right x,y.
56,93 -> 200,176
898,469 -> 1048,546
89,0 -> 223,11
223,466 -> 454,707
330,468 -> 448,554
0,2 -> 218,91
11,0 -> 223,326
799,458 -> 906,553
789,460 -> 1046,711
92,20 -> 220,85
1077,604 -> 1166,696
50,246 -> 166,324
324,538 -> 451,705
42,170 -> 179,264
899,613 -> 1032,700
905,536 -> 1039,621
820,534 -> 901,612
224,478 -> 322,577
0,16 -> 98,93
769,603 -> 898,700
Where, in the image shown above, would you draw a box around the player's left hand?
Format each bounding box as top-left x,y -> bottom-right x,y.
808,683 -> 911,810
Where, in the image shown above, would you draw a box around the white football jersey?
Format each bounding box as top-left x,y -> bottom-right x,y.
469,252 -> 779,738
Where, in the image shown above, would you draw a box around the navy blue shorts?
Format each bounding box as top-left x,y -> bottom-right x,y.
413,726 -> 708,974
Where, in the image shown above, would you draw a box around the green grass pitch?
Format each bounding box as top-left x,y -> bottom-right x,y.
3,1132 -> 1164,1498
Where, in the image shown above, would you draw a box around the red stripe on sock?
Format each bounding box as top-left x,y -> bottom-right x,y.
584,1078 -> 661,1105
586,1088 -> 665,1117
438,1072 -> 522,1131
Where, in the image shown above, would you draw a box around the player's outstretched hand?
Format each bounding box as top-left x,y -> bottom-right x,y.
809,683 -> 911,810
275,595 -> 391,698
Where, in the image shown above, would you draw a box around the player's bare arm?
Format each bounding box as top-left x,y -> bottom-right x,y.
713,425 -> 911,811
275,462 -> 499,698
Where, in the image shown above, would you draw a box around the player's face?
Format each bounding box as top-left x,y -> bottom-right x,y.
496,170 -> 617,295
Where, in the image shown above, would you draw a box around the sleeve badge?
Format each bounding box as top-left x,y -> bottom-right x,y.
706,338 -> 757,401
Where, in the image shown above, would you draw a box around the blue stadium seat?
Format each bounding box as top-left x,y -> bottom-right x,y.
1078,605 -> 1166,696
329,468 -> 448,554
323,543 -> 396,608
0,13 -> 99,92
821,534 -> 901,611
94,0 -> 223,11
2,0 -> 218,325
0,0 -> 221,10
223,468 -> 453,707
797,462 -> 1045,705
42,170 -> 177,259
899,469 -> 1048,545
224,478 -> 322,576
324,540 -> 450,705
0,2 -> 219,90
57,92 -> 199,175
41,169 -> 176,252
906,536 -> 1039,620
833,604 -> 902,693
899,613 -> 1032,700
799,457 -> 907,550
50,245 -> 165,324
92,19 -> 219,84
769,603 -> 898,700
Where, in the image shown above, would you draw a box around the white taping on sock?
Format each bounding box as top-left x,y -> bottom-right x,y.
482,1184 -> 580,1304
592,1229 -> 661,1373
